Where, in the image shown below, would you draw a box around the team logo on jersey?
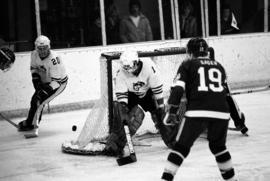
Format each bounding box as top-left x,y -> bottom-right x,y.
173,73 -> 181,83
133,81 -> 145,91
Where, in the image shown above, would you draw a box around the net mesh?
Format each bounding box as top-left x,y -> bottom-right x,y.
62,48 -> 188,154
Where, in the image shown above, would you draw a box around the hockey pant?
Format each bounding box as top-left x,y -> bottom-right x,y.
25,81 -> 67,127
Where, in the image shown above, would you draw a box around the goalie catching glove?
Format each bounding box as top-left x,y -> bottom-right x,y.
0,47 -> 15,72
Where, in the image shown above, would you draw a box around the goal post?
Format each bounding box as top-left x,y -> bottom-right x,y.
61,46 -> 214,155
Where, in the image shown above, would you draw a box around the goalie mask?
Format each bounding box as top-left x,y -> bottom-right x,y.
187,37 -> 208,57
0,47 -> 15,72
120,50 -> 139,74
35,35 -> 51,59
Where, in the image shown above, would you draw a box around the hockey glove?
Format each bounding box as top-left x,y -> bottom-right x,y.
163,113 -> 179,126
32,73 -> 41,90
163,105 -> 180,126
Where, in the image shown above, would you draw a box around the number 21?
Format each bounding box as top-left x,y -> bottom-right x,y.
198,67 -> 223,92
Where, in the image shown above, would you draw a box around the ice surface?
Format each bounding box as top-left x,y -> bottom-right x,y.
0,91 -> 270,181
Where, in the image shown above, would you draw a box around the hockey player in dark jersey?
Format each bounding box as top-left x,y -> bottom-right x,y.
161,38 -> 238,181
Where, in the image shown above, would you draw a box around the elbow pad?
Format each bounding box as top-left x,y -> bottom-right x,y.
168,86 -> 184,107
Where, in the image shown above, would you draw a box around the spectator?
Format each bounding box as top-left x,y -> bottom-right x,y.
179,1 -> 198,38
106,4 -> 121,44
0,35 -> 8,48
87,12 -> 102,46
119,0 -> 153,43
221,4 -> 240,35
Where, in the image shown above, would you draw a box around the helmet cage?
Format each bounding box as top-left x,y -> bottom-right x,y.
122,59 -> 138,73
35,35 -> 51,58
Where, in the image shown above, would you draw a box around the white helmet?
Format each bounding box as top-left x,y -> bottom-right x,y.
120,50 -> 139,74
35,35 -> 51,58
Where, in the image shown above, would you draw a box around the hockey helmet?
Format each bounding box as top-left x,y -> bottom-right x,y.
120,50 -> 139,74
186,37 -> 208,57
35,35 -> 51,58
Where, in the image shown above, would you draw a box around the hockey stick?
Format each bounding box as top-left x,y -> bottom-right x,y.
116,119 -> 137,166
231,85 -> 270,95
228,127 -> 249,136
0,113 -> 18,128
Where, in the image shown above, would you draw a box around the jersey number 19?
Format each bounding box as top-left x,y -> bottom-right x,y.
198,67 -> 223,92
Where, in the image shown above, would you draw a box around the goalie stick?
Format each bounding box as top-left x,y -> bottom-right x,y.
231,85 -> 270,95
0,113 -> 18,128
116,119 -> 137,166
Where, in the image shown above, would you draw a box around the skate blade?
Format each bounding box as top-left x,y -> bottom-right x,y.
24,129 -> 39,139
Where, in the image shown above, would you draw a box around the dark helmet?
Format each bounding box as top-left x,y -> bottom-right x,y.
186,37 -> 209,57
0,47 -> 15,72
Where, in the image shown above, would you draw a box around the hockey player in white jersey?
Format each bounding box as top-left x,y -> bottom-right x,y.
18,35 -> 68,135
104,50 -> 178,155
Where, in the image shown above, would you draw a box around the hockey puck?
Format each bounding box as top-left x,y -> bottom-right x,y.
72,125 -> 77,131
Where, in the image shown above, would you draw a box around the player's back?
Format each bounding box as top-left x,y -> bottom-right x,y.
181,57 -> 229,117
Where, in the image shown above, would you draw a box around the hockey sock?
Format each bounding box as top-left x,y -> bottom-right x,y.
210,145 -> 236,181
161,144 -> 190,181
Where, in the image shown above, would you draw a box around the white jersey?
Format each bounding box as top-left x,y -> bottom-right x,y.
115,57 -> 163,104
30,50 -> 68,90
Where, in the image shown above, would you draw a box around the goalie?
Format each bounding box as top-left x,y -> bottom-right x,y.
104,50 -> 178,156
0,47 -> 15,72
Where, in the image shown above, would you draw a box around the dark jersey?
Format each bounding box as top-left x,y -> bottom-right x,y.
173,57 -> 230,120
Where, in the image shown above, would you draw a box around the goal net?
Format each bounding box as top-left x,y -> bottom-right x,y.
62,47 -> 202,155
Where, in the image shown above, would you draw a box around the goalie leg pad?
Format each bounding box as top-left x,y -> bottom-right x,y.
106,103 -> 145,155
127,105 -> 145,135
105,102 -> 129,155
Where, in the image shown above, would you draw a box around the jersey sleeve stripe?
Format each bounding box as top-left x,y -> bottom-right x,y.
51,76 -> 68,84
172,80 -> 185,89
116,92 -> 128,96
152,89 -> 163,94
151,84 -> 163,91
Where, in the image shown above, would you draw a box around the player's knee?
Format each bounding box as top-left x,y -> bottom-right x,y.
209,143 -> 226,155
30,95 -> 40,107
173,142 -> 190,158
209,143 -> 231,162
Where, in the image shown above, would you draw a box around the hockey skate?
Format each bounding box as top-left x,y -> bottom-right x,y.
17,121 -> 35,132
24,127 -> 39,139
